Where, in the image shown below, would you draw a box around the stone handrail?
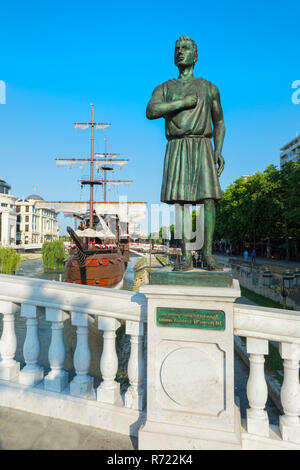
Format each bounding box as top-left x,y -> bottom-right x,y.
234,304 -> 300,344
0,274 -> 147,322
233,303 -> 300,445
0,274 -> 147,437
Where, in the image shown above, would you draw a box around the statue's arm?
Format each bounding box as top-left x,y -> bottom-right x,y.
146,84 -> 196,120
211,85 -> 225,176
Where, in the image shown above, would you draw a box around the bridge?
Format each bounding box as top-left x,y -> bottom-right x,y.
11,243 -> 43,253
0,273 -> 299,449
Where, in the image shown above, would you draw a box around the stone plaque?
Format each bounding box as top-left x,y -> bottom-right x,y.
157,307 -> 225,330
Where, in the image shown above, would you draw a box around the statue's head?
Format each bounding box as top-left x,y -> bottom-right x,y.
174,36 -> 198,68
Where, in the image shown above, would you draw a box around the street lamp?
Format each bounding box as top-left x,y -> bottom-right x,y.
262,269 -> 272,287
282,270 -> 295,308
283,270 -> 294,289
293,268 -> 300,287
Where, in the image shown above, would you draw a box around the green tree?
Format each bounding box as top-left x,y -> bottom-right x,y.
0,247 -> 21,274
215,161 -> 300,258
42,239 -> 67,271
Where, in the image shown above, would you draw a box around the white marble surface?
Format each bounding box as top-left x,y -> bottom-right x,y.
139,279 -> 242,449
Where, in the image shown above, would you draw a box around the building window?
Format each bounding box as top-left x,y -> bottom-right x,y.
16,206 -> 20,213
25,216 -> 29,223
26,206 -> 29,213
25,225 -> 29,232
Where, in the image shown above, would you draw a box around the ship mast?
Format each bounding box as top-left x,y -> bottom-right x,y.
90,105 -> 95,227
52,104 -> 135,227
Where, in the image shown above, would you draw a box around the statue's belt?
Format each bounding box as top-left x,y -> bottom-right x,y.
168,134 -> 212,141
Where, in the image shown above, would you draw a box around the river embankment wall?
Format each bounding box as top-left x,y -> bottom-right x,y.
229,259 -> 300,310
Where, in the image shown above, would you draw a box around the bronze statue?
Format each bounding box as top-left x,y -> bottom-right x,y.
146,36 -> 225,271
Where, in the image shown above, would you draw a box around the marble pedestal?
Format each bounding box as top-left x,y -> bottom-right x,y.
138,270 -> 242,450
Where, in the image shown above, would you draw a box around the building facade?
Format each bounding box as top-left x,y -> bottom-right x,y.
280,135 -> 300,168
15,195 -> 59,245
0,180 -> 17,246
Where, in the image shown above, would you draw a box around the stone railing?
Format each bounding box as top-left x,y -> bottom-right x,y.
0,273 -> 299,449
233,303 -> 300,448
0,274 -> 147,437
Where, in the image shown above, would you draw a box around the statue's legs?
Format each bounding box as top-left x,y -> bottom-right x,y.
172,200 -> 221,272
173,204 -> 193,272
202,199 -> 221,270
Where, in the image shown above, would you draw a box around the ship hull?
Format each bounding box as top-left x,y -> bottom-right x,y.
64,250 -> 127,288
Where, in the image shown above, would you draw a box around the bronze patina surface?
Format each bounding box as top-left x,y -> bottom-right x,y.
146,36 -> 225,272
149,268 -> 233,287
157,307 -> 225,330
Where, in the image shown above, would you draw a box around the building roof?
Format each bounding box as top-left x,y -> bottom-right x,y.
26,194 -> 44,201
280,135 -> 300,151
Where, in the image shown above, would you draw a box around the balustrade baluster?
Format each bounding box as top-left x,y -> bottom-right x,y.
125,320 -> 145,410
19,304 -> 44,386
97,316 -> 121,405
70,312 -> 95,398
279,342 -> 300,444
0,301 -> 20,380
246,337 -> 269,437
44,308 -> 69,392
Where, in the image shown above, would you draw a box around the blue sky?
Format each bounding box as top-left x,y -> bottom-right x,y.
0,0 -> 299,233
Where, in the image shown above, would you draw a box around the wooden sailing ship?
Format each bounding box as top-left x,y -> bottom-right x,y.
45,105 -> 146,288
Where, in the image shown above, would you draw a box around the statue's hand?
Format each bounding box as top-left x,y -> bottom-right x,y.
215,153 -> 225,177
182,95 -> 197,109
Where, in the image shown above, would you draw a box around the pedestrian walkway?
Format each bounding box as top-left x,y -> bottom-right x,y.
0,406 -> 137,450
215,253 -> 300,269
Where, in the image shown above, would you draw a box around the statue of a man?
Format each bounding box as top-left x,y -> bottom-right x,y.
146,36 -> 225,271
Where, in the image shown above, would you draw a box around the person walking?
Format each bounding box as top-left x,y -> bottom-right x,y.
243,249 -> 248,262
251,249 -> 256,264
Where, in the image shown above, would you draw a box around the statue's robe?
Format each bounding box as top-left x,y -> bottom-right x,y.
149,77 -> 222,204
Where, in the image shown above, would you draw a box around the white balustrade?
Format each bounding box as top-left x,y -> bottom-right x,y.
279,342 -> 300,444
246,337 -> 269,437
19,304 -> 44,386
44,307 -> 69,392
125,320 -> 145,410
70,312 -> 95,399
1,273 -> 300,448
97,316 -> 121,404
0,301 -> 20,380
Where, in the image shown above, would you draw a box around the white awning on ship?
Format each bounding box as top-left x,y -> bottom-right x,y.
94,202 -> 147,223
55,160 -> 88,170
75,228 -> 115,238
95,160 -> 128,171
37,202 -> 89,214
95,215 -> 116,238
36,202 -> 147,224
95,123 -> 111,130
74,123 -> 89,130
107,181 -> 131,190
94,153 -> 119,158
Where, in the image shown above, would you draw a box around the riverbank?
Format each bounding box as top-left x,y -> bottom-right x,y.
132,254 -> 169,291
20,253 -> 42,261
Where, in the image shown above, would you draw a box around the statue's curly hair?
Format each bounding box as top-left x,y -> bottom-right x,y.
175,36 -> 198,63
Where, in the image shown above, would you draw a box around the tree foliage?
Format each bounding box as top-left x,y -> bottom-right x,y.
42,239 -> 67,271
0,247 -> 21,274
215,159 -> 300,258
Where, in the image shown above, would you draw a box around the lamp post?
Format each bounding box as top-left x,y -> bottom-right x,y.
282,270 -> 295,309
262,270 -> 272,287
293,268 -> 300,288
